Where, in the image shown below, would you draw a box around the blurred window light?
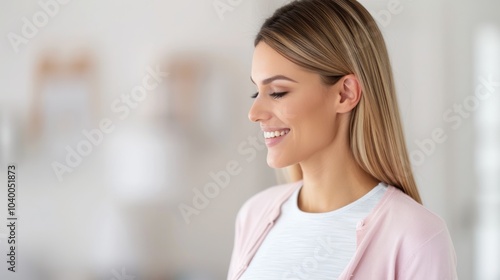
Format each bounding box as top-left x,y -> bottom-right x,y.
473,24 -> 500,280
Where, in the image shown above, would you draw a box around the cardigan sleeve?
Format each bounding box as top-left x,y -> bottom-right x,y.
397,227 -> 458,280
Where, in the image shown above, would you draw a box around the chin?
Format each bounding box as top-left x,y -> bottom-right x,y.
266,156 -> 292,169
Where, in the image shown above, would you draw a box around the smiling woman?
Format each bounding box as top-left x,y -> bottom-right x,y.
228,0 -> 458,279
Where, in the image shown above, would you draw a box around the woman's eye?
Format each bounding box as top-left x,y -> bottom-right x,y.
270,92 -> 288,99
251,91 -> 288,99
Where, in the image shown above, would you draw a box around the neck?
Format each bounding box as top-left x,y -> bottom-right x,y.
297,132 -> 379,213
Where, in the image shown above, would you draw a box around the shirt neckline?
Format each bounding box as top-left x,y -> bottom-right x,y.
290,182 -> 387,218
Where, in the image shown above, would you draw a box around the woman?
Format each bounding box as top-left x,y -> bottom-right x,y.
228,0 -> 457,279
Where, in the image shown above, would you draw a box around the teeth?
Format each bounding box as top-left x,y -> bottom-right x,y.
264,129 -> 290,139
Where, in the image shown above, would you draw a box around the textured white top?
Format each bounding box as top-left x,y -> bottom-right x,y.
239,182 -> 388,280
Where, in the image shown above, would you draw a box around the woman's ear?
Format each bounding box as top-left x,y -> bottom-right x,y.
335,74 -> 362,113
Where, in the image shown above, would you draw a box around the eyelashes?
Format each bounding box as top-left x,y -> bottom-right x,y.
251,92 -> 288,99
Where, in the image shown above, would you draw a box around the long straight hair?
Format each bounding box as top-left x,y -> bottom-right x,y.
256,0 -> 422,203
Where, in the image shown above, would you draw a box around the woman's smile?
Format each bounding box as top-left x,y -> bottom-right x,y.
263,128 -> 291,147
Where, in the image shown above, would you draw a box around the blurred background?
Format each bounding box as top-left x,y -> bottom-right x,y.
0,0 -> 499,279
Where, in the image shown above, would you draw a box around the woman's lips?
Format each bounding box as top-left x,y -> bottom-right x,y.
264,129 -> 289,147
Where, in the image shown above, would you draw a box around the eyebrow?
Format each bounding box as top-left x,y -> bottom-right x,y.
250,75 -> 298,85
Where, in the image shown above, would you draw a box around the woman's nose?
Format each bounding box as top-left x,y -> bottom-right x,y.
248,97 -> 271,123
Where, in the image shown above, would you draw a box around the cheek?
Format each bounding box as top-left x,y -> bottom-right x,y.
282,93 -> 332,125
277,94 -> 319,120
279,97 -> 334,144
302,108 -> 335,140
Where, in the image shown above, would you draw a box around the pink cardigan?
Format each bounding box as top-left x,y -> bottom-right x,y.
227,180 -> 458,280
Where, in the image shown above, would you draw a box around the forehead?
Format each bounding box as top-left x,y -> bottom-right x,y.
251,42 -> 302,83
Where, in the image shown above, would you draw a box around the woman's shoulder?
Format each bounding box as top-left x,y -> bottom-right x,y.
373,186 -> 452,244
356,186 -> 457,278
392,187 -> 447,224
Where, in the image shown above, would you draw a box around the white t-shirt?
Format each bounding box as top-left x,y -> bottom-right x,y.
239,182 -> 388,280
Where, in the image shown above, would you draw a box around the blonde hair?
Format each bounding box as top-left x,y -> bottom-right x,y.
256,0 -> 422,203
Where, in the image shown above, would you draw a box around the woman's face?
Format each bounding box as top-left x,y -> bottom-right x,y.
250,42 -> 344,168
